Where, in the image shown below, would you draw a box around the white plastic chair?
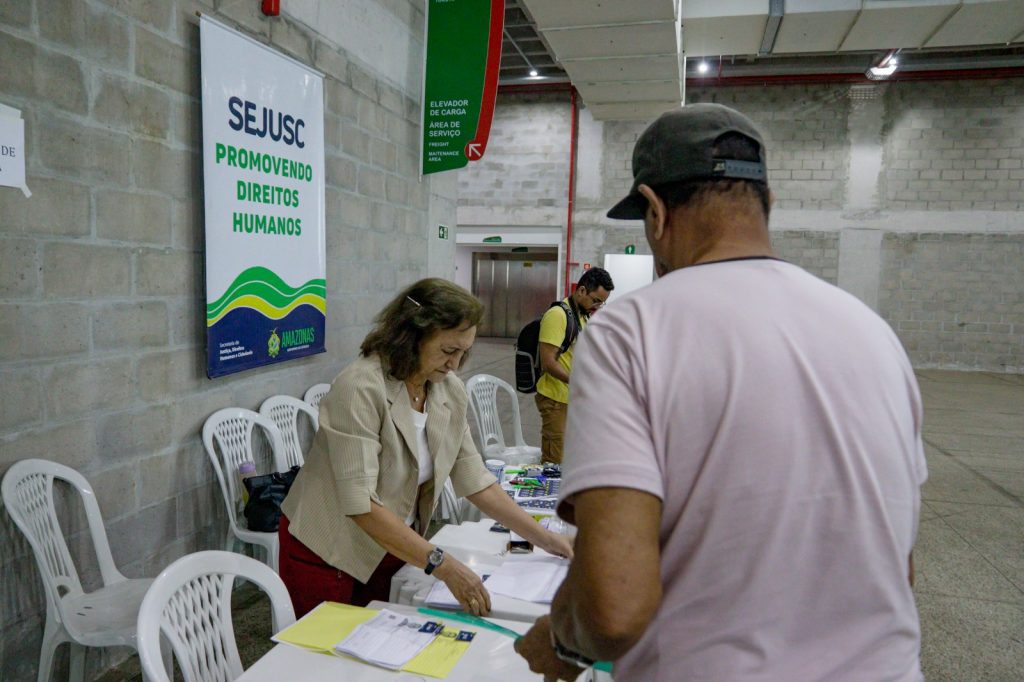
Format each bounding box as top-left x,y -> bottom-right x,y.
1,459 -> 167,682
202,409 -> 288,573
303,382 -> 331,412
137,550 -> 296,682
436,479 -> 465,525
258,395 -> 319,468
465,374 -> 542,466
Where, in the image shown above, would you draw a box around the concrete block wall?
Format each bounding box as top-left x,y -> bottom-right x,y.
689,85 -> 852,211
882,80 -> 1024,211
457,92 -> 571,210
770,231 -> 840,285
0,1 -> 443,678
880,233 -> 1024,372
459,80 -> 1024,371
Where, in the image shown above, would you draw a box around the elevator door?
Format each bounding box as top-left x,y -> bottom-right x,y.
473,251 -> 558,338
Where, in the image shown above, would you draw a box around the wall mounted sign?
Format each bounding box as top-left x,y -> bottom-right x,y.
200,16 -> 326,378
0,104 -> 29,197
420,0 -> 504,175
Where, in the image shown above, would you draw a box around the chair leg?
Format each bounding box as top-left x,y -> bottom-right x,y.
36,619 -> 61,682
225,529 -> 236,553
267,540 -> 279,574
68,642 -> 86,682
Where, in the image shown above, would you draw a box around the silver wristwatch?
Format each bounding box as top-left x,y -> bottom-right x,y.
424,546 -> 445,575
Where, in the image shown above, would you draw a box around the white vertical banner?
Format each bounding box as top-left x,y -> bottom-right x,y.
200,16 -> 326,378
0,103 -> 30,197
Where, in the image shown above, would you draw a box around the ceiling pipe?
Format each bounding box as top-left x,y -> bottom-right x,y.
564,88 -> 579,297
499,82 -> 575,94
758,0 -> 784,56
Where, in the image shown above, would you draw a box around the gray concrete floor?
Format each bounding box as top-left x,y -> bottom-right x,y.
104,338 -> 1024,681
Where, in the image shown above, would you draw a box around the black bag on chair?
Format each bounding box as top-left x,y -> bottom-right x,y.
242,465 -> 300,532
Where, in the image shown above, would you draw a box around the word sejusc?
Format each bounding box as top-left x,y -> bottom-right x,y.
228,97 -> 306,148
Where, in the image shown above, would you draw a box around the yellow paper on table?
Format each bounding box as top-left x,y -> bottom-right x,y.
272,602 -> 377,652
404,627 -> 474,679
272,602 -> 473,678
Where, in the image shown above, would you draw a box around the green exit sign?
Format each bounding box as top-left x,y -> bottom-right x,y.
625,244 -> 636,254
438,225 -> 449,240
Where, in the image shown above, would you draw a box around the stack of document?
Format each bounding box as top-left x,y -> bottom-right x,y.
334,609 -> 443,670
425,571 -> 490,608
273,602 -> 476,678
484,554 -> 569,604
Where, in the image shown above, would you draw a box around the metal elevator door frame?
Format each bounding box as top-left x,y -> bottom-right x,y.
472,250 -> 558,338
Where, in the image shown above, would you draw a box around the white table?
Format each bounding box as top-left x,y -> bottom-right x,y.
236,601 -> 544,681
385,521 -> 613,681
390,520 -> 548,622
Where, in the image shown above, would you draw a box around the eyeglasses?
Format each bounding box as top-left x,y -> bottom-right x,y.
586,292 -> 607,308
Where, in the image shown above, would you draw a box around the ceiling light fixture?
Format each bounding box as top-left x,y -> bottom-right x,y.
867,51 -> 899,80
529,69 -> 539,77
698,61 -> 709,74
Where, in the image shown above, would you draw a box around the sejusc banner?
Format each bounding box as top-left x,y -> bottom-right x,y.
421,0 -> 504,175
201,16 -> 326,378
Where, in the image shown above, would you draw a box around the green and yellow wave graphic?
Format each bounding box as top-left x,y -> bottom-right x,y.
207,266 -> 326,326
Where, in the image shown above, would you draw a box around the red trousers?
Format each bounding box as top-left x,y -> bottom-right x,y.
278,515 -> 406,618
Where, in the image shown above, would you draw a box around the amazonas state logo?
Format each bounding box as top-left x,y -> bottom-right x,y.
268,329 -> 281,358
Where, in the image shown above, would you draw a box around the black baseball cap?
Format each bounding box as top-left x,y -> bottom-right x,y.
607,103 -> 768,220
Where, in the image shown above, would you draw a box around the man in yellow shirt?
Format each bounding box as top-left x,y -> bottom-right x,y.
535,267 -> 614,463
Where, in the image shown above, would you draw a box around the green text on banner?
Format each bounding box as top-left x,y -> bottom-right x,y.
421,0 -> 504,175
200,16 -> 326,378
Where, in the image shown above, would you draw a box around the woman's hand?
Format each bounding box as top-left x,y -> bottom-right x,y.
535,531 -> 574,560
433,555 -> 492,616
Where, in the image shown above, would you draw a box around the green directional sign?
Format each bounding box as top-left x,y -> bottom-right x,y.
421,0 -> 504,175
625,244 -> 636,254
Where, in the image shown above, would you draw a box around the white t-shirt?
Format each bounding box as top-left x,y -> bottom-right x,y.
404,407 -> 434,525
559,259 -> 927,682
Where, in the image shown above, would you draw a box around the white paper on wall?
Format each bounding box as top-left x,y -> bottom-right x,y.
0,103 -> 30,198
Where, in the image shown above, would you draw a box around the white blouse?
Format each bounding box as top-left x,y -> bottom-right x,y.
404,405 -> 434,524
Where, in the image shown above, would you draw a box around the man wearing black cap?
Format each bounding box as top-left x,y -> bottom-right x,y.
515,103 -> 926,681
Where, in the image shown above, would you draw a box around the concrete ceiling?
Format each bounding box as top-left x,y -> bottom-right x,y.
506,0 -> 1024,120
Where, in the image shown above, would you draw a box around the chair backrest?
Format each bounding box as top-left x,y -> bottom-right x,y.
465,374 -> 529,451
258,395 -> 318,468
303,383 -> 331,412
202,409 -> 288,533
2,459 -> 125,618
137,550 -> 296,682
438,479 -> 463,525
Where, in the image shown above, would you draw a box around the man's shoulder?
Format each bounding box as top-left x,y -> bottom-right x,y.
540,299 -> 571,320
539,301 -> 570,339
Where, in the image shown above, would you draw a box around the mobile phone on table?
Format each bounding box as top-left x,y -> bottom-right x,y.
508,530 -> 533,553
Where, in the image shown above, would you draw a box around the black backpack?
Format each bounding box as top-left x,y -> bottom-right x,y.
514,301 -> 579,394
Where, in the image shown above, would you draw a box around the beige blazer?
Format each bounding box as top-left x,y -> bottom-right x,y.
281,354 -> 495,582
